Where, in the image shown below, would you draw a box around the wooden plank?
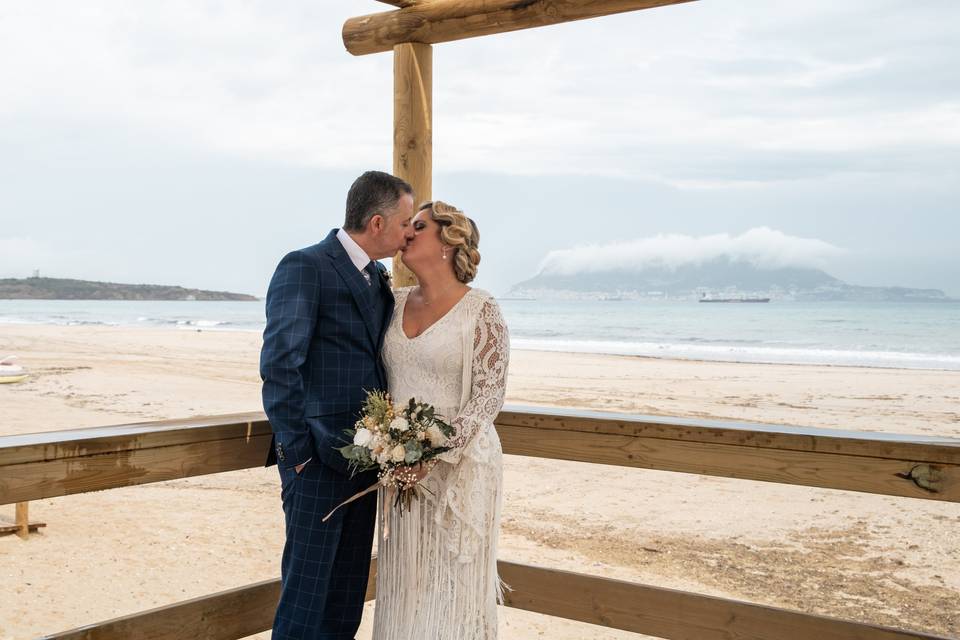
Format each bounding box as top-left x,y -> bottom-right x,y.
44,560 -> 949,640
4,407 -> 959,505
391,41 -> 432,287
375,0 -> 417,7
43,578 -> 280,640
495,407 -> 960,465
0,502 -> 46,537
0,412 -> 269,466
43,562 -> 377,639
0,521 -> 45,536
343,0 -> 697,56
0,434 -> 273,505
6,407 -> 956,470
498,561 -> 950,640
497,423 -> 959,502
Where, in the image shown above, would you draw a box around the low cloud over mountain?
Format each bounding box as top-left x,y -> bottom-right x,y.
537,227 -> 846,276
512,229 -> 950,302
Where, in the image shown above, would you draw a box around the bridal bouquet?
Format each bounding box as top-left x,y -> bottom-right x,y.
336,390 -> 455,512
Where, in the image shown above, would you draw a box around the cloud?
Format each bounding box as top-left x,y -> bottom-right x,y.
1,1 -> 958,188
538,227 -> 846,275
0,2 -> 394,168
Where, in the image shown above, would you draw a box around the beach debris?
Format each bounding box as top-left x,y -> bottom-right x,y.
0,503 -> 46,539
0,355 -> 29,384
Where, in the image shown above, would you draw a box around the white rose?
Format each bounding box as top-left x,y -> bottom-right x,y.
390,417 -> 410,432
426,425 -> 446,447
390,444 -> 407,463
353,428 -> 373,448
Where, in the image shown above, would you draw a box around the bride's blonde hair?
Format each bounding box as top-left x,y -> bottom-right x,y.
419,201 -> 481,283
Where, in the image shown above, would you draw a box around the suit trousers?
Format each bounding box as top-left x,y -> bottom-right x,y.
273,460 -> 377,640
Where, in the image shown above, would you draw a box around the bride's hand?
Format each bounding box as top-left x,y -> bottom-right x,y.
396,460 -> 436,488
410,460 -> 438,484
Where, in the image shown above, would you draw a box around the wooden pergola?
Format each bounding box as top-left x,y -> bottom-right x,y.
345,0 -> 696,285
2,3 -> 955,640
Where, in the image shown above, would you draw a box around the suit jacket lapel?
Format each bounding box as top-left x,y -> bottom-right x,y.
376,270 -> 395,352
325,232 -> 379,347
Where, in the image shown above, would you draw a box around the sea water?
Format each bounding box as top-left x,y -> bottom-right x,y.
1,299 -> 958,371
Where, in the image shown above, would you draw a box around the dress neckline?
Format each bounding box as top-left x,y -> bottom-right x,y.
399,288 -> 472,341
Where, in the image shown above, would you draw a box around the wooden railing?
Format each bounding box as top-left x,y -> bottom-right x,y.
1,406 -> 957,639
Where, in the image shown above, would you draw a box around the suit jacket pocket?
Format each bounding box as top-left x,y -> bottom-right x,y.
305,412 -> 356,476
304,399 -> 355,417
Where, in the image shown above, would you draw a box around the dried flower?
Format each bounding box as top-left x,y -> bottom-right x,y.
337,391 -> 455,514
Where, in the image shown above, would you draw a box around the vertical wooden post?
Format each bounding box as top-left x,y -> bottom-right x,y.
15,502 -> 29,540
392,42 -> 432,287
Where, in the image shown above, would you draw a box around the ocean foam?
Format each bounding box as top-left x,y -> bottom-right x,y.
510,338 -> 960,371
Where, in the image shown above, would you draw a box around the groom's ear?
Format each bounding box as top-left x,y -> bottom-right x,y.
368,214 -> 384,234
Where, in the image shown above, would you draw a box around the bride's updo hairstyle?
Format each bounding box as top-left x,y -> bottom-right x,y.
419,201 -> 481,283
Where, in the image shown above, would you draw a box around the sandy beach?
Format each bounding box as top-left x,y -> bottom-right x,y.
1,324 -> 958,639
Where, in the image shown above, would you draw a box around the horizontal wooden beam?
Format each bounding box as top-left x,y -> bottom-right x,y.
496,407 -> 960,464
494,409 -> 960,502
0,413 -> 271,505
2,407 -> 958,505
44,560 -> 948,640
500,422 -> 959,501
0,412 -> 270,466
0,433 -> 272,505
343,0 -> 697,56
43,562 -> 377,640
44,561 -> 378,640
41,578 -> 284,640
499,561 -> 949,640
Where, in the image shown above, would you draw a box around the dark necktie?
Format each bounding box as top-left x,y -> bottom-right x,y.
364,261 -> 378,286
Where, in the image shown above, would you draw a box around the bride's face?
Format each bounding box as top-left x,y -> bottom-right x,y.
401,209 -> 447,268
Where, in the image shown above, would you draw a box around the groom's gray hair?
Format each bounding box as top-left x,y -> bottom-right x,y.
344,171 -> 414,232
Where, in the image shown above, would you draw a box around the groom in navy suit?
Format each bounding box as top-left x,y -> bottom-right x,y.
261,171 -> 415,639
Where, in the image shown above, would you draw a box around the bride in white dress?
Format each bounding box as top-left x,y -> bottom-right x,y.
372,201 -> 509,640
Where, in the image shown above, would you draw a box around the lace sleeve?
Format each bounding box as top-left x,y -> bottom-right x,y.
439,297 -> 509,464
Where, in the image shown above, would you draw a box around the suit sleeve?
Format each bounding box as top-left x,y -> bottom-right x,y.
260,251 -> 322,468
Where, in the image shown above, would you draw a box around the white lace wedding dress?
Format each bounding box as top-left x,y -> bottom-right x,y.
372,287 -> 509,640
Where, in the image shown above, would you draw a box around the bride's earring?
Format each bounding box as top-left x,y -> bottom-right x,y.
442,250 -> 448,260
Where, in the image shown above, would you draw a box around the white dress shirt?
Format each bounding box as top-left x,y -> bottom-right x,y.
336,228 -> 373,283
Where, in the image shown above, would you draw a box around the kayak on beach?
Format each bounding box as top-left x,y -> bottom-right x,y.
0,356 -> 28,384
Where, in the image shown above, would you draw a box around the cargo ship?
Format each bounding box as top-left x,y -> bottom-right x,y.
699,294 -> 770,303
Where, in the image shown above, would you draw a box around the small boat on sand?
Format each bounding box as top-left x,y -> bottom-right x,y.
0,356 -> 28,384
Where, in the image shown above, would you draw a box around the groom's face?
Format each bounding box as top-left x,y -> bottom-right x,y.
373,193 -> 416,258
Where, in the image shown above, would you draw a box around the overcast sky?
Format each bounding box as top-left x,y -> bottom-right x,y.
1,1 -> 958,296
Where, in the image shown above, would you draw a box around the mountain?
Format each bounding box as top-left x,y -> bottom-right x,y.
506,258 -> 953,302
0,277 -> 258,301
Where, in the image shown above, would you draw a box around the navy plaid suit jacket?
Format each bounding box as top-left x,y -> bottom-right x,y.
261,230 -> 392,638
260,229 -> 394,473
